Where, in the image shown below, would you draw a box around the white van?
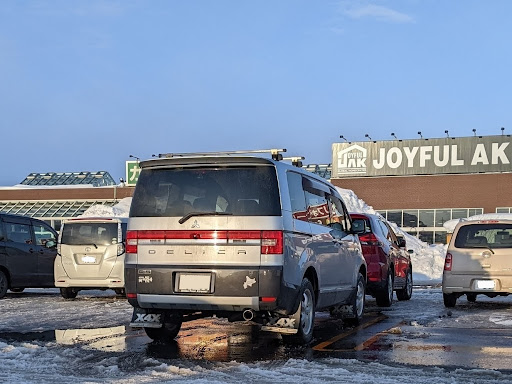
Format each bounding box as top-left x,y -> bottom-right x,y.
55,217 -> 127,299
125,149 -> 367,344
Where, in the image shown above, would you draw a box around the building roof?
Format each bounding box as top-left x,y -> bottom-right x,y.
20,171 -> 116,187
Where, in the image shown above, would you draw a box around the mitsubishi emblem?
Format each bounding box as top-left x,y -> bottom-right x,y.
85,247 -> 92,252
191,220 -> 200,229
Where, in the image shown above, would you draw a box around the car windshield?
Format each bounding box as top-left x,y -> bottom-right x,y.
454,223 -> 512,249
130,165 -> 281,217
61,222 -> 119,245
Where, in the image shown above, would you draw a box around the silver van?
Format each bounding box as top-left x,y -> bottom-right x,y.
443,219 -> 512,307
125,149 -> 367,344
55,217 -> 127,299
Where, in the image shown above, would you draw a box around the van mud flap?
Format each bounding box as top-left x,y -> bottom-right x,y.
129,307 -> 163,329
260,311 -> 300,335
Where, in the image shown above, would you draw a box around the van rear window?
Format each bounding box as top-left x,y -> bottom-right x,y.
61,223 -> 119,245
130,166 -> 281,217
454,223 -> 512,248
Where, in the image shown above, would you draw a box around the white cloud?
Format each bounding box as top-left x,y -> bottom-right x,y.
343,3 -> 414,23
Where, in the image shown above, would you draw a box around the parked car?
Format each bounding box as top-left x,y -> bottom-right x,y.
0,213 -> 58,298
125,149 -> 367,345
55,217 -> 127,299
350,213 -> 413,307
443,219 -> 512,307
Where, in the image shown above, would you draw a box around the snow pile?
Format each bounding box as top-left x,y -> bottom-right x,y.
337,187 -> 445,285
81,197 -> 132,218
443,213 -> 512,233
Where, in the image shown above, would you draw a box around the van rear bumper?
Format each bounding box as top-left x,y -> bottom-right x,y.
55,279 -> 124,289
443,272 -> 512,294
137,294 -> 260,311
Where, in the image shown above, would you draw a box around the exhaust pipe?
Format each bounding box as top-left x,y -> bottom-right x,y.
242,309 -> 255,321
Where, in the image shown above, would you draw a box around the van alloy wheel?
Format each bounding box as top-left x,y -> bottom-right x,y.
282,278 -> 316,345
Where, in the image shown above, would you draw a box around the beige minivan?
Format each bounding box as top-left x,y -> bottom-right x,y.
443,219 -> 512,307
55,217 -> 127,299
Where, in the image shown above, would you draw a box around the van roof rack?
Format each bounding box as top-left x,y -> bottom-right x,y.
283,156 -> 305,167
156,148 -> 287,161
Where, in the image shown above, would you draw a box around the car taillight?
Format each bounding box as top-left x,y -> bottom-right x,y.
358,233 -> 381,246
124,230 -> 284,255
444,253 -> 452,271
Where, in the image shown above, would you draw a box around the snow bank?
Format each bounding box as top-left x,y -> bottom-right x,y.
81,197 -> 132,218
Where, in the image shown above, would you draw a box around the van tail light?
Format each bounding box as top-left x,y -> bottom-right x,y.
358,233 -> 381,246
444,253 -> 453,271
126,230 -> 138,253
261,231 -> 283,254
124,230 -> 284,255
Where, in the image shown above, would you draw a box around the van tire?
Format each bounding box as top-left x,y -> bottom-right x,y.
466,293 -> 477,302
144,313 -> 183,343
343,273 -> 366,327
396,268 -> 413,301
376,271 -> 393,307
60,288 -> 78,299
114,288 -> 126,298
0,271 -> 8,299
282,278 -> 316,345
443,293 -> 457,307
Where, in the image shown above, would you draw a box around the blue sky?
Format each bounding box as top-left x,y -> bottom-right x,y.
1,0 -> 511,185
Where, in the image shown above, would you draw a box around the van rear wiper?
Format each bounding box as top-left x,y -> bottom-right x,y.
179,211 -> 233,224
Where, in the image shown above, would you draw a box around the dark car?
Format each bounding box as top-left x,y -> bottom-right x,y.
0,213 -> 58,298
350,212 -> 413,307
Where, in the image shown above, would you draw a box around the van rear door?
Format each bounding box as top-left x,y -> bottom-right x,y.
59,220 -> 121,280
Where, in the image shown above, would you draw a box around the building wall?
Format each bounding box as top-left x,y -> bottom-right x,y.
331,173 -> 512,213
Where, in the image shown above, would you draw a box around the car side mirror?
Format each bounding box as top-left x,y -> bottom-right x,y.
396,236 -> 406,248
45,240 -> 56,248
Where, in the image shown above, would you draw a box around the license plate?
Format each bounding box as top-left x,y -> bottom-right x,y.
476,280 -> 495,289
177,273 -> 212,293
81,255 -> 96,264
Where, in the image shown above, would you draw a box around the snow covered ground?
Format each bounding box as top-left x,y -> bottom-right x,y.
1,288 -> 512,383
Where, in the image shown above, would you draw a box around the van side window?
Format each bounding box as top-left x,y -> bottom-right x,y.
303,178 -> 330,226
33,223 -> 57,247
287,172 -> 308,222
5,222 -> 32,244
326,193 -> 350,233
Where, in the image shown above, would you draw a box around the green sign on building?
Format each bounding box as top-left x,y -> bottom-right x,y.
125,161 -> 141,186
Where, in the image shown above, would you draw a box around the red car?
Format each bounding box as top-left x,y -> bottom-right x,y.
350,213 -> 413,307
